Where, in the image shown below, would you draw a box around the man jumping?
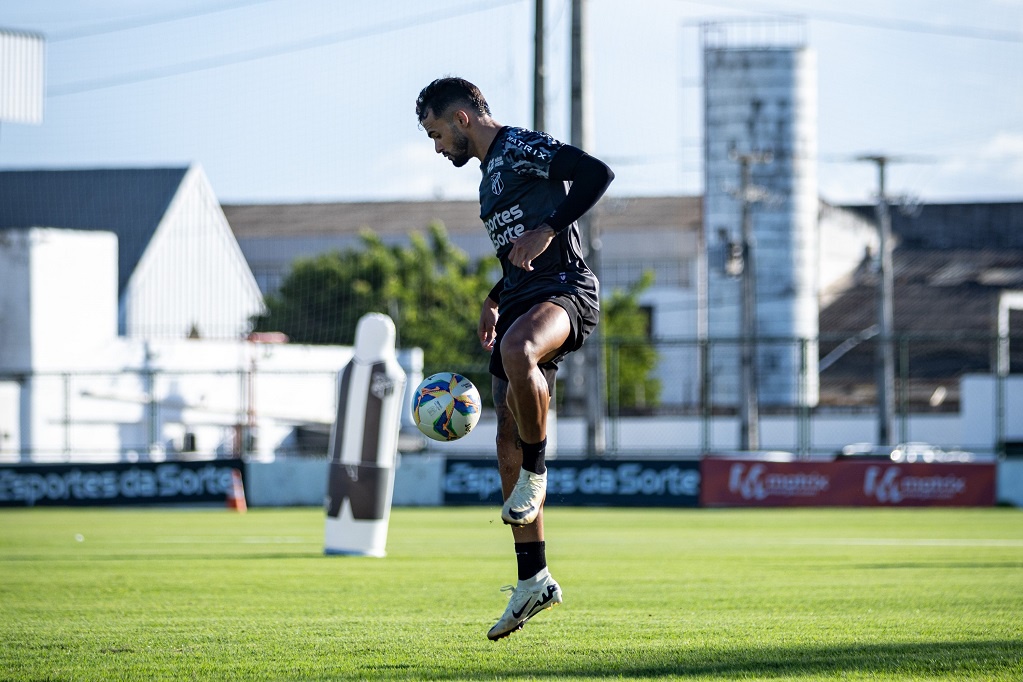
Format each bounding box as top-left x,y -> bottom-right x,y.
416,77 -> 613,640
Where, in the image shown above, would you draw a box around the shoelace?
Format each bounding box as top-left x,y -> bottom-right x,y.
515,474 -> 545,499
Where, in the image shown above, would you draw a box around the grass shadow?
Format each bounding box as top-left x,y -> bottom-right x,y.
855,562 -> 1023,570
413,639 -> 1023,680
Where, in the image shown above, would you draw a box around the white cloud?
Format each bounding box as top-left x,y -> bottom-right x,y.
908,131 -> 1023,201
978,131 -> 1023,159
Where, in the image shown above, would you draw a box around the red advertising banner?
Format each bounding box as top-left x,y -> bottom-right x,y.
701,458 -> 997,507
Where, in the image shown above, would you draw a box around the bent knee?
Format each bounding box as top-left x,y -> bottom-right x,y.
499,335 -> 538,375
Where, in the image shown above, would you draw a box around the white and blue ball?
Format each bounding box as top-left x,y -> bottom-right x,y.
411,372 -> 482,442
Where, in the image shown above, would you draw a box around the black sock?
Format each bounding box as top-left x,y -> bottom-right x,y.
515,541 -> 547,581
520,437 -> 547,475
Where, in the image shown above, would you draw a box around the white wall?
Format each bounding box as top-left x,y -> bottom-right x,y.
30,229 -> 119,369
960,374 -> 1023,450
64,339 -> 354,462
0,229 -> 120,461
0,229 -> 118,373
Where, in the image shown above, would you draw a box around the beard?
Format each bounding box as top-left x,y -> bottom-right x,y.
446,129 -> 472,167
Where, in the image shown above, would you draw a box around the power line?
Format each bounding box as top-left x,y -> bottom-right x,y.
775,3 -> 1023,43
820,153 -> 936,165
47,0 -> 281,42
673,0 -> 1023,43
47,0 -> 522,97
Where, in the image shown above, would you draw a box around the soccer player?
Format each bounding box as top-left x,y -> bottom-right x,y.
415,77 -> 614,640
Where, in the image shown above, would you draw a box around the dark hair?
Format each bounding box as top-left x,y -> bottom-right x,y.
416,77 -> 491,123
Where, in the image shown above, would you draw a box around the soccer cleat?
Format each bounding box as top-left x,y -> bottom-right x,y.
501,468 -> 546,526
487,568 -> 563,640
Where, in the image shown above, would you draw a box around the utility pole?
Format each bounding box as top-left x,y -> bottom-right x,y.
570,0 -> 605,457
732,151 -> 772,451
533,0 -> 545,132
858,154 -> 896,446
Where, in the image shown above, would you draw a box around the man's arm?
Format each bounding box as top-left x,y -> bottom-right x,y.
544,145 -> 615,234
478,291 -> 499,351
508,146 -> 615,271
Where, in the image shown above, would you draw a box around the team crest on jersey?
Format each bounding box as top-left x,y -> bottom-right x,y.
490,172 -> 504,196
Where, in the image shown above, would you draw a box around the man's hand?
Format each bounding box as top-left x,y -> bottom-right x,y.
508,224 -> 555,271
479,296 -> 499,352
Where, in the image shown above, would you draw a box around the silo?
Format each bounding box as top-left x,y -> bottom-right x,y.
702,19 -> 819,409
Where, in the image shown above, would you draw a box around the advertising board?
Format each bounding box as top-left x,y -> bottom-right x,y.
444,458 -> 701,507
0,460 -> 243,507
701,458 -> 996,507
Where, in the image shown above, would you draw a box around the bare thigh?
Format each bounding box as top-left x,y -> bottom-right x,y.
498,302 -> 571,378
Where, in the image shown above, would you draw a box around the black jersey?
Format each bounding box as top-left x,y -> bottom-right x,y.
479,126 -> 599,312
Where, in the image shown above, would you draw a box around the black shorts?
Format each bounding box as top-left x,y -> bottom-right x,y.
489,292 -> 599,393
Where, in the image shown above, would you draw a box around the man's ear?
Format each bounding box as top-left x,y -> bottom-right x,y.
453,109 -> 470,129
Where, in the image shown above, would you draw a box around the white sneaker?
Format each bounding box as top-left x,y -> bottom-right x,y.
487,568 -> 563,640
501,468 -> 546,526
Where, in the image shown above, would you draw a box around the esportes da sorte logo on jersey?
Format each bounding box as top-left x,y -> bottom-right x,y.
484,203 -> 525,249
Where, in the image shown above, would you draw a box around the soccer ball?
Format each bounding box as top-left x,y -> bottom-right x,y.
411,372 -> 482,442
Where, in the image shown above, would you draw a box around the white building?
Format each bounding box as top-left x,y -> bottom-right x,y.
0,165 -> 264,339
0,167 -> 362,462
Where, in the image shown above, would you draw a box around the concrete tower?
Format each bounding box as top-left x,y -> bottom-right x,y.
702,19 -> 819,409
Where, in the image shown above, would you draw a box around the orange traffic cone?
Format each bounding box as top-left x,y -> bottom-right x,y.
227,469 -> 247,513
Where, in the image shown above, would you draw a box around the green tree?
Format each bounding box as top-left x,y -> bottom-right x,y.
602,270 -> 661,412
252,222 -> 499,382
253,225 -> 661,411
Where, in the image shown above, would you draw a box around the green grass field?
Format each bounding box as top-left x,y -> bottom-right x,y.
1,506 -> 1021,681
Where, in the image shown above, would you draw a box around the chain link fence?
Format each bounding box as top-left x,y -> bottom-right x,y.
1,332 -> 1019,462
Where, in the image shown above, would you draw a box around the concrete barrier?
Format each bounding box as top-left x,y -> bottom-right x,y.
997,459 -> 1023,506
245,454 -> 450,508
246,458 -> 328,507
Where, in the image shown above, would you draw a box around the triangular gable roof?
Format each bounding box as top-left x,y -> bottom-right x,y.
0,167 -> 189,293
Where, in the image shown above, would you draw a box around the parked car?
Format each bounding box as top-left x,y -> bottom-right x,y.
836,442 -> 980,463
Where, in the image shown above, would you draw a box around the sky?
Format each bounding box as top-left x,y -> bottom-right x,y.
0,0 -> 1020,206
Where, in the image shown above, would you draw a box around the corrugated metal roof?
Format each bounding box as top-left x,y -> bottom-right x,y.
823,248 -> 1023,333
820,248 -> 1023,386
842,201 -> 1023,250
222,195 -> 703,239
0,168 -> 189,293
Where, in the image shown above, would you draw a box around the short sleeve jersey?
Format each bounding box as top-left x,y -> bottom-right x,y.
479,126 -> 599,312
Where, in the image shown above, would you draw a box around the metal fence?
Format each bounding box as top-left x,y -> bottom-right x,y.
0,368 -> 341,462
1,332 -> 1019,462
